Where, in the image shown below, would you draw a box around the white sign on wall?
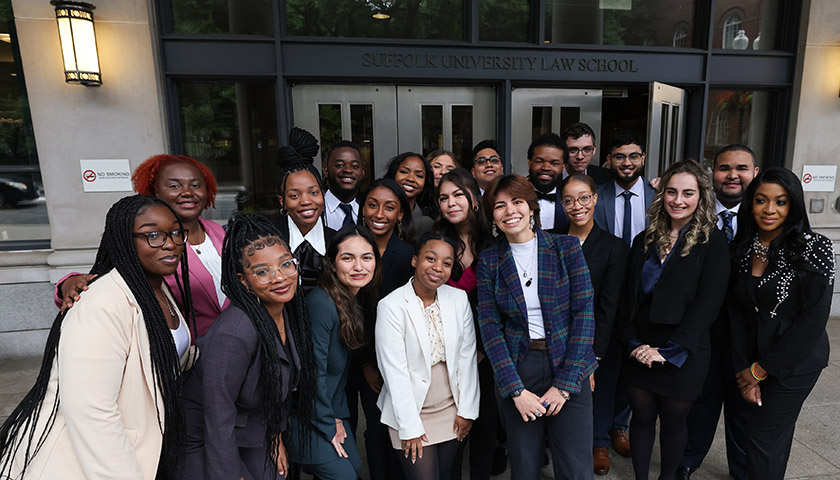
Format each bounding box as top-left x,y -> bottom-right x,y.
80,159 -> 132,192
801,165 -> 837,192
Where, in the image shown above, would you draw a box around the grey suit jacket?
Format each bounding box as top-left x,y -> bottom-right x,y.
181,305 -> 300,480
593,179 -> 656,236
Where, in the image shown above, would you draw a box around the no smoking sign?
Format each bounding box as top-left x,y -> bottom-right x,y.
79,159 -> 132,192
83,170 -> 97,182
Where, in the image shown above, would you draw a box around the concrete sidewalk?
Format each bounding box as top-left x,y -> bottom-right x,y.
3,319 -> 839,479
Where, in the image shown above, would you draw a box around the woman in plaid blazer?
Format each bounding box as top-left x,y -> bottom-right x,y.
477,174 -> 597,480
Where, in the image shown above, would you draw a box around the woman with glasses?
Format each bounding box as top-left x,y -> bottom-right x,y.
287,225 -> 381,479
617,160 -> 729,480
728,168 -> 834,479
180,214 -> 315,480
385,152 -> 436,241
477,174 -> 597,480
427,149 -> 458,188
558,174 -> 628,475
1,195 -> 196,479
56,154 -> 228,339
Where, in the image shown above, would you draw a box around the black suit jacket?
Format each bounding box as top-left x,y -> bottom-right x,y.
559,224 -> 628,358
587,165 -> 613,186
618,228 -> 730,353
728,233 -> 834,379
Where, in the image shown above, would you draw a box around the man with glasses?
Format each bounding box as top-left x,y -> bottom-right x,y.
591,131 -> 656,466
526,132 -> 568,232
322,140 -> 365,230
471,139 -> 504,194
562,122 -> 612,185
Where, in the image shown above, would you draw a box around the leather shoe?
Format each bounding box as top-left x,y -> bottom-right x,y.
609,428 -> 631,458
593,447 -> 610,475
675,465 -> 692,480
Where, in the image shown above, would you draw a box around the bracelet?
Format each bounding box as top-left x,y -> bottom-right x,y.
559,390 -> 570,401
750,362 -> 767,381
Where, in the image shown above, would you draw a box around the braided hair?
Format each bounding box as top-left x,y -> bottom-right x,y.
0,195 -> 195,477
220,214 -> 316,471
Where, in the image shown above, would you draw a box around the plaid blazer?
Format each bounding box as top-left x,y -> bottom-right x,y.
477,229 -> 597,398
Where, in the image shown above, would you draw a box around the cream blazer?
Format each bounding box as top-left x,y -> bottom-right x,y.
375,281 -> 480,440
6,269 -> 194,480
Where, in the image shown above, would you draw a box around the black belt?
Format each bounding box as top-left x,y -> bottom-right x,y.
529,339 -> 547,351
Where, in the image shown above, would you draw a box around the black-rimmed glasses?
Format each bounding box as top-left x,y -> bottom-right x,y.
611,153 -> 643,162
133,229 -> 188,247
562,195 -> 594,210
474,156 -> 502,166
249,258 -> 300,284
568,146 -> 595,155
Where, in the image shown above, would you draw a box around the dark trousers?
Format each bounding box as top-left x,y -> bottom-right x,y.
497,350 -> 594,480
682,340 -> 748,479
745,370 -> 821,480
346,367 -> 405,480
593,336 -> 631,447
452,357 -> 499,480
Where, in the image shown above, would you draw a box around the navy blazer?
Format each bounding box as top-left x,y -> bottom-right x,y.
558,223 -> 628,358
477,229 -> 597,398
593,179 -> 656,236
182,305 -> 300,480
586,164 -> 613,186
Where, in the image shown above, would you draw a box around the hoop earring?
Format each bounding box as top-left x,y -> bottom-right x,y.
529,213 -> 536,232
278,206 -> 288,217
396,219 -> 403,239
492,223 -> 498,237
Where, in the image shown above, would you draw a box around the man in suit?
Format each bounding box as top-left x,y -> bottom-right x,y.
322,140 -> 365,230
471,139 -> 504,194
527,132 -> 568,232
677,144 -> 759,480
591,131 -> 655,463
563,122 -> 612,185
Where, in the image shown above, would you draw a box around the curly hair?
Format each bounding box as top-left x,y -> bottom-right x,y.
132,154 -> 218,209
643,160 -> 717,258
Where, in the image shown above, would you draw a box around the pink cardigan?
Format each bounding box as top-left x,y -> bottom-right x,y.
54,217 -> 229,339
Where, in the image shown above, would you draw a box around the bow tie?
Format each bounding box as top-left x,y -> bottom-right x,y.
535,190 -> 557,202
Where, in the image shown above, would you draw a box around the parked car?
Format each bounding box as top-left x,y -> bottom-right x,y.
0,174 -> 40,207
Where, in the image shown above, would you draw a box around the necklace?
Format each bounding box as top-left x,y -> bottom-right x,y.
513,239 -> 538,287
191,224 -> 206,255
155,291 -> 176,317
753,235 -> 770,263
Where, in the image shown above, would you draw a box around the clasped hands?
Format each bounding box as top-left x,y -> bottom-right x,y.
630,344 -> 666,368
401,415 -> 473,463
512,387 -> 569,423
735,363 -> 766,406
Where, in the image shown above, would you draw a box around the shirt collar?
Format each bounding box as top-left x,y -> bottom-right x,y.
324,189 -> 358,215
715,198 -> 740,215
287,216 -> 326,256
616,178 -> 645,196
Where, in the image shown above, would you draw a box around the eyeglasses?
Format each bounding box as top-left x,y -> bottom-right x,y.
474,156 -> 502,166
568,146 -> 595,156
249,258 -> 300,284
562,194 -> 594,209
133,229 -> 188,247
611,153 -> 643,162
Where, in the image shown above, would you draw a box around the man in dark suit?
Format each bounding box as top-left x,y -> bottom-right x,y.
591,131 -> 655,463
322,140 -> 365,230
677,144 -> 759,480
527,133 -> 568,233
563,122 -> 612,185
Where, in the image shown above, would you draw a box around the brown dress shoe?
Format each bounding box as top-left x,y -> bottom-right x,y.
609,428 -> 631,457
593,446 -> 610,475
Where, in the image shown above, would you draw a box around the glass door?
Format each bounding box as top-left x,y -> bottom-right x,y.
646,81 -> 686,179
510,88 -> 602,176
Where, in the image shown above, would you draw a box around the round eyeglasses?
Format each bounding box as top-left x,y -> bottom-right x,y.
133,229 -> 188,247
249,258 -> 300,284
562,194 -> 594,210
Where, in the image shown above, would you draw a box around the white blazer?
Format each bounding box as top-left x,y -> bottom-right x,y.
376,280 -> 480,440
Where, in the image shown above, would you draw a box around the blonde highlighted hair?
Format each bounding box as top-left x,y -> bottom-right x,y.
643,160 -> 717,258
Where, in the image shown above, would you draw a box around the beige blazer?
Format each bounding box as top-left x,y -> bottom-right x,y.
6,269 -> 194,480
375,281 -> 480,440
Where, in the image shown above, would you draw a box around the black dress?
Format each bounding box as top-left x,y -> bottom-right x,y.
619,227 -> 730,401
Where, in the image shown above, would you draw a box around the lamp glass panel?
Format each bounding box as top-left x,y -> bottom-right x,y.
56,16 -> 76,71
71,18 -> 99,72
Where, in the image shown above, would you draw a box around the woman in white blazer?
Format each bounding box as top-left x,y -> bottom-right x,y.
376,232 -> 480,480
0,195 -> 196,479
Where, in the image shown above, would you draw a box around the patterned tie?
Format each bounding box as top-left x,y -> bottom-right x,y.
720,210 -> 735,242
339,203 -> 354,227
621,190 -> 634,247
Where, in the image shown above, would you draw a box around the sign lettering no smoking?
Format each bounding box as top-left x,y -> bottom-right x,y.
83,170 -> 97,182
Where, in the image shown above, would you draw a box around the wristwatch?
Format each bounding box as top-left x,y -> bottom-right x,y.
511,388 -> 524,398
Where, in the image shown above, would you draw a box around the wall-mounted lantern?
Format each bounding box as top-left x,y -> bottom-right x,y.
51,1 -> 101,86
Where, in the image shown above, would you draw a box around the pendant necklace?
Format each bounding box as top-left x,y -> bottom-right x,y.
515,240 -> 538,287
191,225 -> 206,255
155,291 -> 176,317
753,235 -> 770,263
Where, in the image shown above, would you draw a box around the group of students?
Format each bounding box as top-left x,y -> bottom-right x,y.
0,125 -> 834,480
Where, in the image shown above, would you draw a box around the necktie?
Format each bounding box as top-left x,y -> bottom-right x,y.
621,190 -> 634,247
535,190 -> 557,202
339,203 -> 354,227
720,210 -> 735,242
294,240 -> 322,296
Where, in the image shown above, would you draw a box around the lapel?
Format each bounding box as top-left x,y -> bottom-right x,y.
113,272 -> 160,406
183,241 -> 219,309
604,183 -> 617,235
535,231 -> 558,323
438,287 -> 459,368
582,223 -> 602,258
553,201 -> 570,230
402,281 -> 432,366
498,241 -> 528,321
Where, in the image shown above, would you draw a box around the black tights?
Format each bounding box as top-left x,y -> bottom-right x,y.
397,439 -> 460,480
626,385 -> 694,480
